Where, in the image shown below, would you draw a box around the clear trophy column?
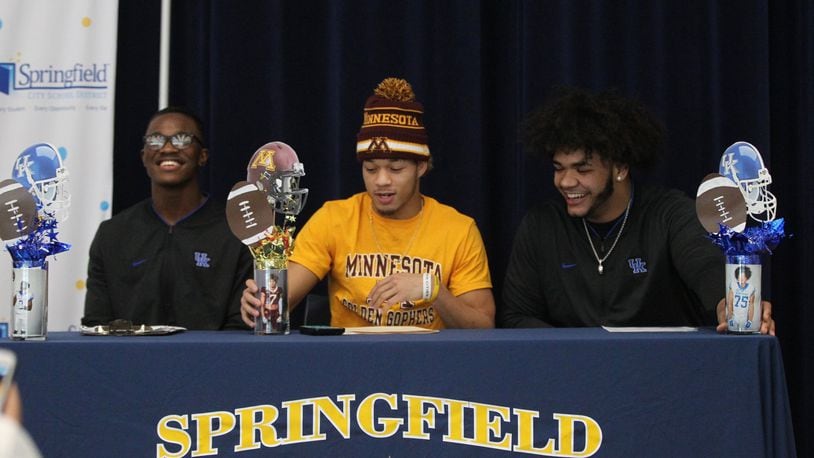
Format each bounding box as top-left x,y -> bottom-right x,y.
227,141 -> 308,336
254,266 -> 289,335
696,141 -> 786,336
11,261 -> 48,341
725,254 -> 761,334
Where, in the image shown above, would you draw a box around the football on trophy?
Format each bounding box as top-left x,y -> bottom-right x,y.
695,173 -> 747,233
226,181 -> 276,247
0,178 -> 38,241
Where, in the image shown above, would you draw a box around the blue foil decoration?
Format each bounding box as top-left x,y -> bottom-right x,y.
5,216 -> 71,268
709,218 -> 786,256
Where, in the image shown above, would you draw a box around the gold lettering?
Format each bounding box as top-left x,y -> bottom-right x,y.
471,402 -> 512,450
156,414 -> 191,458
153,394 -> 603,456
357,393 -> 402,437
363,112 -> 419,126
442,399 -> 470,444
513,408 -> 556,454
553,413 -> 602,457
281,399 -> 314,444
249,149 -> 276,172
402,395 -> 446,440
190,411 -> 236,456
312,395 -> 355,439
234,405 -> 281,452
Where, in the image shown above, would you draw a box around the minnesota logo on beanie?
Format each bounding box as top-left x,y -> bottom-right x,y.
356,78 -> 430,162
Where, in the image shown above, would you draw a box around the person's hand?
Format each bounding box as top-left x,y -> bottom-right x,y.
240,279 -> 263,328
367,273 -> 423,310
716,299 -> 776,336
2,383 -> 23,423
758,301 -> 775,335
716,298 -> 727,332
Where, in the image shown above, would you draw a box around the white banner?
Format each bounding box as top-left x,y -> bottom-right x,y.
0,0 -> 118,332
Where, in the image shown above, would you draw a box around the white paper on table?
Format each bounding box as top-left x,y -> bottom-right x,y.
343,326 -> 439,335
602,326 -> 698,333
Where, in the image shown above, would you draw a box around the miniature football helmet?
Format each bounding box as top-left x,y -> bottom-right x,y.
246,141 -> 308,216
719,141 -> 776,222
11,143 -> 70,221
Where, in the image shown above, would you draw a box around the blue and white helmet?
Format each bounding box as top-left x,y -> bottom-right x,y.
719,141 -> 776,222
11,143 -> 70,221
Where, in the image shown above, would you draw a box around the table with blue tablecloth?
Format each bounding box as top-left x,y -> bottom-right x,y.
0,328 -> 796,457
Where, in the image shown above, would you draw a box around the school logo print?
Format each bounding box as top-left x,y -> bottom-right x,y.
0,63 -> 14,95
248,147 -> 276,173
628,258 -> 647,274
0,61 -> 110,95
194,252 -> 211,268
367,137 -> 391,153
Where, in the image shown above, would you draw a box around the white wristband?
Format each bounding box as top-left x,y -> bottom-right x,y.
422,273 -> 432,300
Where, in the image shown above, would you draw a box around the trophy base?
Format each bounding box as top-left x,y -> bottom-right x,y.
253,267 -> 290,336
11,335 -> 46,341
726,329 -> 760,335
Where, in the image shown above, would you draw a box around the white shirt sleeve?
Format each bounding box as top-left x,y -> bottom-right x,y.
0,415 -> 41,458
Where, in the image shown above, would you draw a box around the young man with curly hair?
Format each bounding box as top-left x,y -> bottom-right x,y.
501,87 -> 775,334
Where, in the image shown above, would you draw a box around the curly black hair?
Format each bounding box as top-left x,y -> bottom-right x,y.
522,87 -> 664,168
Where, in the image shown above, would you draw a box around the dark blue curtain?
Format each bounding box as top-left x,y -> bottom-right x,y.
114,1 -> 813,453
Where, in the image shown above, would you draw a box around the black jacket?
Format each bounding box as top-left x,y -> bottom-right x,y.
502,186 -> 723,328
82,198 -> 252,330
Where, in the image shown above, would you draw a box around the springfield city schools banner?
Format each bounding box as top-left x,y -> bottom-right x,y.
0,0 -> 118,332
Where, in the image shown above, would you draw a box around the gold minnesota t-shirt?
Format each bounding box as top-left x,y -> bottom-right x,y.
290,193 -> 492,329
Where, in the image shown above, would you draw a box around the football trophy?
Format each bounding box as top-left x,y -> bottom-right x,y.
227,142 -> 308,335
4,143 -> 71,340
696,141 -> 784,334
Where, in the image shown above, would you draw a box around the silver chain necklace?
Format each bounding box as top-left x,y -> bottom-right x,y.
582,198 -> 632,275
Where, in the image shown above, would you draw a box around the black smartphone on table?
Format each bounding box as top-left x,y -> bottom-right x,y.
300,325 -> 345,336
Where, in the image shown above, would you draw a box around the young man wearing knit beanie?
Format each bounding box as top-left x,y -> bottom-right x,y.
241,78 -> 495,329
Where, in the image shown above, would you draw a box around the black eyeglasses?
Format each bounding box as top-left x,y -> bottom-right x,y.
143,132 -> 202,151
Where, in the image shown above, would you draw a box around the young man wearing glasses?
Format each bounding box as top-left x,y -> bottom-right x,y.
82,107 -> 252,330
